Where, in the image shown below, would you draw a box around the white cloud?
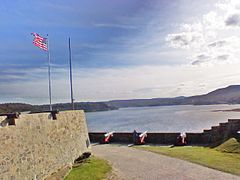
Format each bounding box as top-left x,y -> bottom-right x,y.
208,40 -> 227,47
203,11 -> 224,30
3,63 -> 240,104
166,31 -> 204,49
225,13 -> 240,26
166,0 -> 240,66
93,23 -> 137,29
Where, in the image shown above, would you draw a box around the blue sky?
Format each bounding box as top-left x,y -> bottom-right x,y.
0,0 -> 177,68
1,0 -> 240,104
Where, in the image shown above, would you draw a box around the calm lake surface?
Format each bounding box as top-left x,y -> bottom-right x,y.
86,105 -> 240,132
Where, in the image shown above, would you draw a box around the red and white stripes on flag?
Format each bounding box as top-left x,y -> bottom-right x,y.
31,33 -> 48,51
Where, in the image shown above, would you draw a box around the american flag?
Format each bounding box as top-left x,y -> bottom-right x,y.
31,33 -> 48,51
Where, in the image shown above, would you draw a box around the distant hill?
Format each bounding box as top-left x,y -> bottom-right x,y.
35,102 -> 117,112
106,96 -> 185,108
0,103 -> 39,114
0,102 -> 117,114
106,85 -> 240,108
185,85 -> 240,105
2,85 -> 240,113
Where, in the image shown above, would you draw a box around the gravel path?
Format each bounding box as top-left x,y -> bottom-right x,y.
92,144 -> 240,180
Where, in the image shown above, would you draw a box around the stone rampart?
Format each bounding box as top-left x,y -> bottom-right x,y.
89,119 -> 240,145
202,119 -> 240,145
0,110 -> 91,180
89,132 -> 203,144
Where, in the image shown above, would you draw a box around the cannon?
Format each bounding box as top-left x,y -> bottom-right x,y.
100,131 -> 115,144
133,130 -> 147,145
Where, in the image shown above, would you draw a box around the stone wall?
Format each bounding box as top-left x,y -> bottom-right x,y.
0,110 -> 91,180
202,119 -> 240,145
89,132 -> 203,144
89,119 -> 240,145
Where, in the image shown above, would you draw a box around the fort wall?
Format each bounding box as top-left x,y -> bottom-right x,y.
0,110 -> 91,180
89,119 -> 240,145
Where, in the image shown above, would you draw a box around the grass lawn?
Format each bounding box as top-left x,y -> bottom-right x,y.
135,145 -> 240,176
216,138 -> 240,153
64,156 -> 112,180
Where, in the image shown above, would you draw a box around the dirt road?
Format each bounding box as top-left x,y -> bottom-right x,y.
92,144 -> 240,180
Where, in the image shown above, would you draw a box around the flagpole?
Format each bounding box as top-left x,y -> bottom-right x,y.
68,37 -> 74,110
47,34 -> 52,111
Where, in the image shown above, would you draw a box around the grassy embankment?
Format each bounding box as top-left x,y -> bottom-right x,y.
135,138 -> 240,176
65,156 -> 112,180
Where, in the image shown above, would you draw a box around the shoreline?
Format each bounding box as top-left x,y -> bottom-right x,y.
212,108 -> 240,112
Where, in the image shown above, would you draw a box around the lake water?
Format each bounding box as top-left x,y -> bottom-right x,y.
86,105 -> 240,132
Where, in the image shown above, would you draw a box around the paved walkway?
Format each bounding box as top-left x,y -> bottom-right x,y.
92,144 -> 240,180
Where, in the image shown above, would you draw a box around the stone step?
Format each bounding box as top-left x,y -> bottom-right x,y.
203,129 -> 211,133
211,126 -> 220,130
228,119 -> 240,123
219,122 -> 228,126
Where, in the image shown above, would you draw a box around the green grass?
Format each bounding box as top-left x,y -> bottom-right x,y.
135,145 -> 240,175
216,138 -> 240,153
64,156 -> 112,180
